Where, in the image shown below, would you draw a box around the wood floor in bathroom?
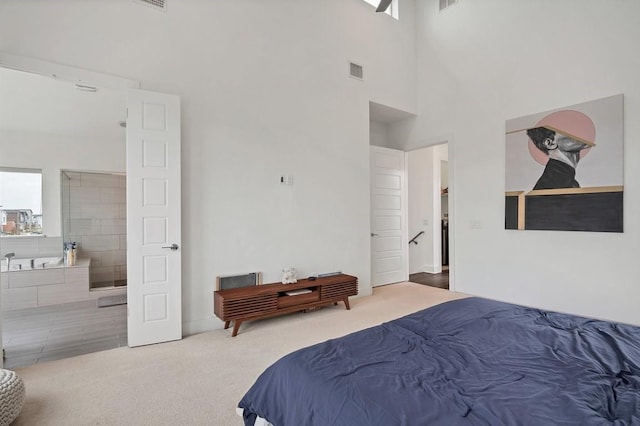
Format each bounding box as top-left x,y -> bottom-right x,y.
2,299 -> 127,369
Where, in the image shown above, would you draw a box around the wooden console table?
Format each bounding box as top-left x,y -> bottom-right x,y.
214,274 -> 358,336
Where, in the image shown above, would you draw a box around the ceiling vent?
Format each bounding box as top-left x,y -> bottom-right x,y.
134,0 -> 167,11
439,0 -> 457,11
349,61 -> 364,80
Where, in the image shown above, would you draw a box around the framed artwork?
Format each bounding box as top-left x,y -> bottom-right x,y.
505,95 -> 623,232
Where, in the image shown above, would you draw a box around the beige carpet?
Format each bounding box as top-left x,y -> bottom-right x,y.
11,282 -> 467,426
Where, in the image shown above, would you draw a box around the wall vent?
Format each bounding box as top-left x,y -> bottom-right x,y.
349,61 -> 364,80
439,0 -> 457,11
134,0 -> 167,11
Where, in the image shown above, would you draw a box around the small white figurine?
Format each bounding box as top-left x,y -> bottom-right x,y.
281,267 -> 298,284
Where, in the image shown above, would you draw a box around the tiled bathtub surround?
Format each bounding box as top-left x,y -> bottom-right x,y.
62,171 -> 127,288
1,259 -> 92,311
0,236 -> 63,259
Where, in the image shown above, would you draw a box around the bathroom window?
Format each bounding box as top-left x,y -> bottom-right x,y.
0,168 -> 43,237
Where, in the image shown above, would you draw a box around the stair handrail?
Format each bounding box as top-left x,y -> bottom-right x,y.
409,231 -> 425,245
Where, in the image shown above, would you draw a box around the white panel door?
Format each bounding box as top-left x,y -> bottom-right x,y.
370,146 -> 407,287
127,89 -> 181,347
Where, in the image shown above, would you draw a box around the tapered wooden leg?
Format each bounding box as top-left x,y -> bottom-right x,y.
231,320 -> 243,337
344,297 -> 351,310
224,320 -> 230,329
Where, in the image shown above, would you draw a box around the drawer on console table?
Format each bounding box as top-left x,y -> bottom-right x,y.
320,279 -> 358,301
214,293 -> 278,320
277,289 -> 320,308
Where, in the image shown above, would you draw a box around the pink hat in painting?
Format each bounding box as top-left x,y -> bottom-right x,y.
528,110 -> 596,165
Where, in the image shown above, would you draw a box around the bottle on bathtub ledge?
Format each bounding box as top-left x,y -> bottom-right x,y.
64,242 -> 77,266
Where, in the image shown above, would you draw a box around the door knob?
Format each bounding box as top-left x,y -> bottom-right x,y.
371,233 -> 379,237
162,243 -> 179,251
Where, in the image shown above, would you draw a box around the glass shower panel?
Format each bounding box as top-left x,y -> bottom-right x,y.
60,171 -> 127,290
61,171 -> 71,244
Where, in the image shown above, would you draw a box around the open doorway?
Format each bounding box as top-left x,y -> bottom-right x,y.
0,66 -> 128,368
1,53 -> 183,366
368,101 -> 454,291
406,143 -> 450,290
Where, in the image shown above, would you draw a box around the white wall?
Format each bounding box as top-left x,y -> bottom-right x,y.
407,147 -> 434,274
407,144 -> 447,274
0,0 -> 417,333
369,121 -> 391,148
411,0 -> 640,325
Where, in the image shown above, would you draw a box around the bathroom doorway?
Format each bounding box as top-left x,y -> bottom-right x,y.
2,55 -> 184,365
0,64 -> 129,368
61,170 -> 127,290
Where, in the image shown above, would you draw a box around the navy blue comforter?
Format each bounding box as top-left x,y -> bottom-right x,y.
239,297 -> 640,425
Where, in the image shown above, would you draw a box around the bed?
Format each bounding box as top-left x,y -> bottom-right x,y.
238,297 -> 640,425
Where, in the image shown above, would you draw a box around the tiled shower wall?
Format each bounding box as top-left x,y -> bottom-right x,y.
62,172 -> 126,287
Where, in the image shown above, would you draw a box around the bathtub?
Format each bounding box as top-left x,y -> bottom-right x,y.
1,257 -> 94,311
1,256 -> 63,272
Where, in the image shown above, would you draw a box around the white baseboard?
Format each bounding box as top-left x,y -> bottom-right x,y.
182,317 -> 224,337
421,264 -> 442,274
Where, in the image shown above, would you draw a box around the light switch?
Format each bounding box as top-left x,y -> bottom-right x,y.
470,220 -> 483,230
279,175 -> 294,185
